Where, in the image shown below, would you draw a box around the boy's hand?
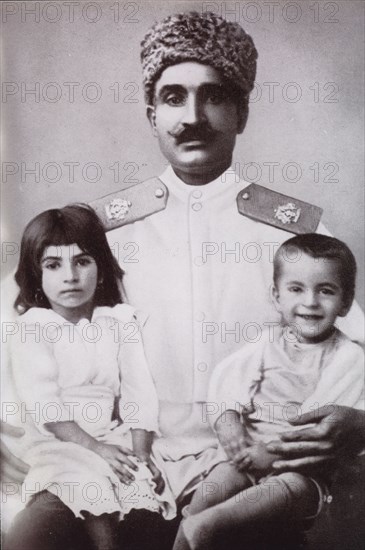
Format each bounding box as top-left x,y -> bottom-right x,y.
222,437 -> 253,472
245,441 -> 280,474
95,442 -> 138,485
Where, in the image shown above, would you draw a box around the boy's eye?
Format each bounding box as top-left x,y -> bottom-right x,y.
319,288 -> 335,295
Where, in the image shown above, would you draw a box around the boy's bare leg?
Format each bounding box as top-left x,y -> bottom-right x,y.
172,462 -> 251,550
182,472 -> 319,550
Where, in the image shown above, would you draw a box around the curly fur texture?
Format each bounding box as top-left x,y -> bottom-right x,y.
141,11 -> 258,105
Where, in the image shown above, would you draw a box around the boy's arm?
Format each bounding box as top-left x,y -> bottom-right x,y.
214,410 -> 252,471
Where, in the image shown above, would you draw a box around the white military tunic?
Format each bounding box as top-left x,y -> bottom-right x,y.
107,166 -> 364,497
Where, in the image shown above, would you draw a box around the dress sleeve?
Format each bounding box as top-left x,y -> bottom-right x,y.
117,312 -> 160,434
10,319 -> 74,435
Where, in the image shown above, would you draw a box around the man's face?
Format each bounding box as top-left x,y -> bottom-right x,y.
147,62 -> 246,184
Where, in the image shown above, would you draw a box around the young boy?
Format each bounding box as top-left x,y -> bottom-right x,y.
173,233 -> 364,550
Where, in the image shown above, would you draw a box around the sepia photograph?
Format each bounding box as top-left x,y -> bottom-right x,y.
1,1 -> 364,549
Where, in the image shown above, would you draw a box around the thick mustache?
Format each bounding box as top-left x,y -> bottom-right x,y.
169,125 -> 216,143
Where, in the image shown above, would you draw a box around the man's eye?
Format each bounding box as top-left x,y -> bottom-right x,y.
205,92 -> 225,105
288,286 -> 301,293
165,94 -> 185,106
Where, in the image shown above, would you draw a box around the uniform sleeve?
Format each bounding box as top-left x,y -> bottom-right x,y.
10,321 -> 74,435
117,315 -> 160,434
207,341 -> 264,427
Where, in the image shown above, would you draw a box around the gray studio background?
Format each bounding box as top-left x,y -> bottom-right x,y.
1,0 -> 364,307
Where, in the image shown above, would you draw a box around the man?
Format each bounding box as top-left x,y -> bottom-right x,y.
2,10 -> 364,550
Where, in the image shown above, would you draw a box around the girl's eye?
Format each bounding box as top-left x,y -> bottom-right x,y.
76,257 -> 93,267
44,261 -> 60,270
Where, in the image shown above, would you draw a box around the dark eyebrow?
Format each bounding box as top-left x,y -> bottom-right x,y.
157,84 -> 186,99
41,252 -> 91,264
286,281 -> 304,286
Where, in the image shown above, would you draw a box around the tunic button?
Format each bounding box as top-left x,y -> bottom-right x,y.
155,188 -> 165,198
197,362 -> 208,372
194,256 -> 204,266
192,190 -> 202,199
241,192 -> 250,200
192,202 -> 202,211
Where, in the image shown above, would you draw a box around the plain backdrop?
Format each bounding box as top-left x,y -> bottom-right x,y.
1,0 -> 364,307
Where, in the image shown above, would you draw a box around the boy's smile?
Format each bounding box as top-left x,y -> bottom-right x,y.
272,253 -> 348,343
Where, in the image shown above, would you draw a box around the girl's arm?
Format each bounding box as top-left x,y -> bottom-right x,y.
131,428 -> 165,494
45,421 -> 138,484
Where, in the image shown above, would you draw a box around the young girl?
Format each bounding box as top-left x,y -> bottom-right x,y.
7,204 -> 175,550
173,233 -> 364,549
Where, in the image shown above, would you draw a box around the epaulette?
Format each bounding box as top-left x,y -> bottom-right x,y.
89,177 -> 168,231
237,183 -> 322,234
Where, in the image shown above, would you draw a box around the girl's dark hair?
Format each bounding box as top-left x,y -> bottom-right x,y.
14,204 -> 124,313
273,233 -> 357,310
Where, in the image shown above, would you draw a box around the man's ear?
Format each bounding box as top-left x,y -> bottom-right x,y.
271,284 -> 281,313
146,105 -> 157,136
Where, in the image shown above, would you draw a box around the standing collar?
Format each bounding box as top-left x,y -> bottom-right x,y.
159,165 -> 247,201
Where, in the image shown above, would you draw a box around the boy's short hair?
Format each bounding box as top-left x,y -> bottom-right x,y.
273,233 -> 357,308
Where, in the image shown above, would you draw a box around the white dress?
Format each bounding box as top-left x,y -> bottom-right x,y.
9,304 -> 176,520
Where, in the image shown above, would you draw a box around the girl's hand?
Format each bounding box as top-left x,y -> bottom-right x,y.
135,454 -> 165,494
95,442 -> 138,485
146,459 -> 165,495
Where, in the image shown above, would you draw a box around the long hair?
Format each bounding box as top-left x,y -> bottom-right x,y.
15,204 -> 124,313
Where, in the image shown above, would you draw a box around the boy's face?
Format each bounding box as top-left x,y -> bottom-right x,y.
147,62 -> 246,184
272,252 -> 349,343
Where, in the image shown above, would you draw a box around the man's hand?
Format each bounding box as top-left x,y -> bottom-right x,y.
267,405 -> 365,471
95,442 -> 138,485
0,420 -> 29,484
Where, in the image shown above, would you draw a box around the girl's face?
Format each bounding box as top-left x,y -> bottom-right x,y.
41,243 -> 98,322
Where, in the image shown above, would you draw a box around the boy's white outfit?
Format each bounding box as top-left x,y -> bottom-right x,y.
208,325 -> 364,508
7,304 -> 176,520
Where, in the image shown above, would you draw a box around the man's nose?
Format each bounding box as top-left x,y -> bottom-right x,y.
182,94 -> 206,125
